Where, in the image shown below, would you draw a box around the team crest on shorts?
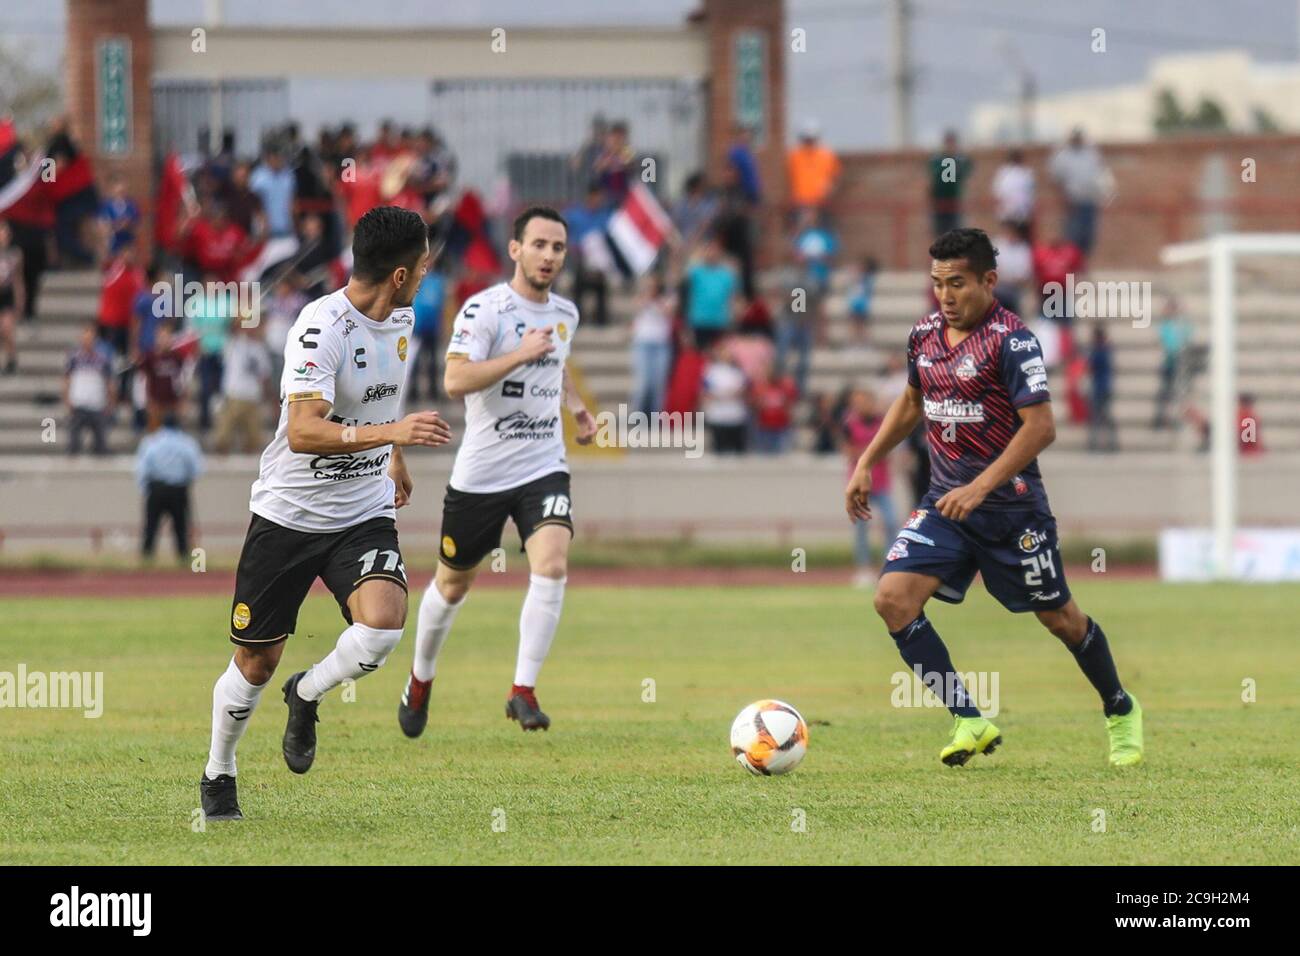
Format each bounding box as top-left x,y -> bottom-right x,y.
232,603 -> 251,630
557,322 -> 569,342
1012,474 -> 1029,495
397,336 -> 408,361
886,539 -> 910,562
441,535 -> 457,558
904,508 -> 927,530
955,354 -> 979,379
1019,529 -> 1049,553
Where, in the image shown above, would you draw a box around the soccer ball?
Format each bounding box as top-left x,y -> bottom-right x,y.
730,699 -> 809,776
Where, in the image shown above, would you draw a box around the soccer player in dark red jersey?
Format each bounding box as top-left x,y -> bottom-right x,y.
845,228 -> 1143,767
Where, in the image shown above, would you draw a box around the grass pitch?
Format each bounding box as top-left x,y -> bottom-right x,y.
2,581 -> 1298,865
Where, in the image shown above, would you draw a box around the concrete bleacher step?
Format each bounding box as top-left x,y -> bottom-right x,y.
8,266 -> 1299,460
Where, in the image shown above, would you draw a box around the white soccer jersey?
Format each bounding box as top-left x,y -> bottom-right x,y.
446,282 -> 579,494
249,288 -> 413,532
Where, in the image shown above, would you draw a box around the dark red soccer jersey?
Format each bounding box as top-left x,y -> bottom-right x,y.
906,301 -> 1051,510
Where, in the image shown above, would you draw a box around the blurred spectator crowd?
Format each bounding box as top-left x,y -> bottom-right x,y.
0,108 -> 1229,485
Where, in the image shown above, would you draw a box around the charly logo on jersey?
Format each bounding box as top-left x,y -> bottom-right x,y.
494,410 -> 560,440
397,336 -> 408,361
502,380 -> 525,398
363,383 -> 399,403
514,321 -> 526,338
1018,528 -> 1049,553
955,354 -> 979,379
923,397 -> 984,423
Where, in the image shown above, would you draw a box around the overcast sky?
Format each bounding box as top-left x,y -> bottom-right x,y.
4,0 -> 1298,148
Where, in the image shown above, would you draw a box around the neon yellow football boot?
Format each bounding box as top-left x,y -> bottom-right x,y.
1106,694 -> 1144,767
940,715 -> 1002,766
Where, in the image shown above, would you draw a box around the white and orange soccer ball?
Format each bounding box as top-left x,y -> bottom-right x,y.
730,699 -> 809,776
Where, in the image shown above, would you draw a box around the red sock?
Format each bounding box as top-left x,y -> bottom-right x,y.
510,683 -> 536,700
405,671 -> 432,709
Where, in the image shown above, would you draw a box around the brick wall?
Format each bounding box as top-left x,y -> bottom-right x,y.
825,135 -> 1300,270
65,0 -> 154,256
700,0 -> 787,256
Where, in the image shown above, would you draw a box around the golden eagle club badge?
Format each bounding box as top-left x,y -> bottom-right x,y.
232,603 -> 251,630
397,336 -> 408,361
442,536 -> 457,558
556,323 -> 568,342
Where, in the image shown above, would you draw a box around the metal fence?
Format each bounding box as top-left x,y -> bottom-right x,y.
428,77 -> 706,206
152,78 -> 289,160
152,75 -> 705,206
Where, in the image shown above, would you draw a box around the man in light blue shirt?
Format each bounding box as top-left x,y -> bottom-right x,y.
248,150 -> 297,239
136,414 -> 205,561
685,237 -> 738,350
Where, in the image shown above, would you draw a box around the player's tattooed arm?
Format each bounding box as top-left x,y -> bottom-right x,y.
563,365 -> 597,445
936,401 -> 1057,521
285,398 -> 451,454
845,385 -> 924,521
443,327 -> 555,399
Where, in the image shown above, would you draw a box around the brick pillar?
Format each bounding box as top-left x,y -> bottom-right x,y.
65,0 -> 154,257
701,0 -> 787,264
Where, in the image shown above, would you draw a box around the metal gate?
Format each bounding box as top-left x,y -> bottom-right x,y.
152,79 -> 289,160
428,78 -> 706,206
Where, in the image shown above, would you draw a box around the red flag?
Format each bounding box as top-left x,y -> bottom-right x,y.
606,183 -> 673,275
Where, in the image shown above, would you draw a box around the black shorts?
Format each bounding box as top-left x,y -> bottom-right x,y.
229,514 -> 408,646
438,471 -> 573,570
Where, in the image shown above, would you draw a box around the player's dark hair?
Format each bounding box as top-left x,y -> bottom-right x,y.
929,228 -> 999,276
351,206 -> 429,283
512,205 -> 568,243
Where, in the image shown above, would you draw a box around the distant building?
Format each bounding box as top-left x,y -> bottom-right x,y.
972,50 -> 1300,143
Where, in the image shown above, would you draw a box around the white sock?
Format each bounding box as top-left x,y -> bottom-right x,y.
413,582 -> 465,682
514,574 -> 566,687
205,658 -> 268,779
296,623 -> 404,702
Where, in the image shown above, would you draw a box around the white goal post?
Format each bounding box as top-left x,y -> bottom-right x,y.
1160,233 -> 1300,580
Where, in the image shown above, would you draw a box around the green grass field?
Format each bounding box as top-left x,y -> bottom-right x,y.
2,581 -> 1298,865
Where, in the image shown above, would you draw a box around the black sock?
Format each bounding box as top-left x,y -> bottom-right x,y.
889,614 -> 981,718
1071,617 -> 1132,716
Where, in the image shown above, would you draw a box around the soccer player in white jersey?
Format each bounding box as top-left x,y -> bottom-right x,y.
399,205 -> 597,735
200,207 -> 453,821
